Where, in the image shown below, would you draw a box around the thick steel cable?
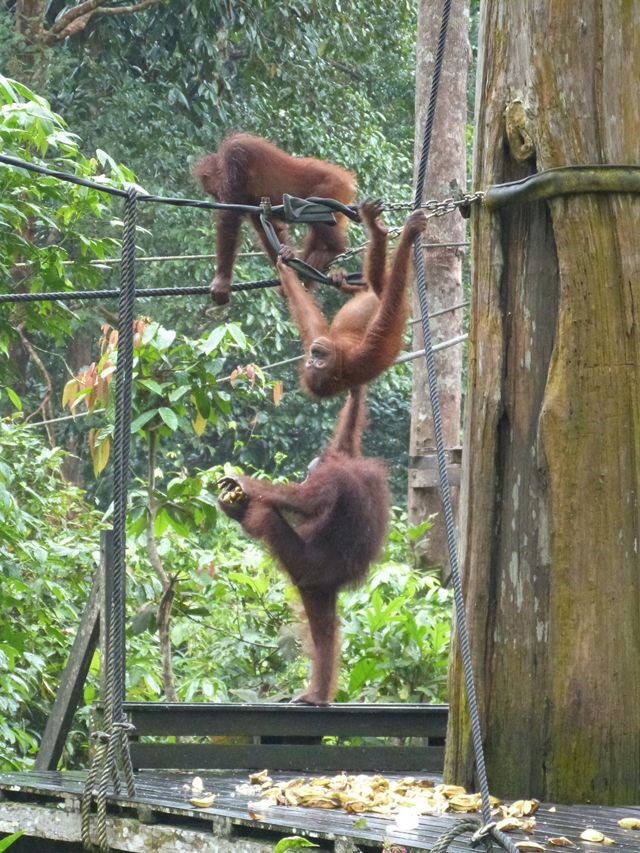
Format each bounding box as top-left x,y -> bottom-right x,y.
430,818 -> 481,853
79,188 -> 138,853
0,281 -> 282,304
81,735 -> 107,851
109,185 -> 138,758
412,3 -> 517,853
0,153 -> 358,217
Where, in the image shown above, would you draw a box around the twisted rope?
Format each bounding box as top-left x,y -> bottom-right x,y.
0,280 -> 282,305
80,733 -> 108,851
430,818 -> 481,853
81,188 -> 138,853
412,4 -> 518,853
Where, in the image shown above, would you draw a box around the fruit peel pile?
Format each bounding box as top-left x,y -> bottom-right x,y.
247,771 -> 504,817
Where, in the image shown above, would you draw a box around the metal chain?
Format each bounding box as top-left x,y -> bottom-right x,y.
384,190 -> 485,212
329,226 -> 402,267
330,192 -> 483,268
423,190 -> 485,216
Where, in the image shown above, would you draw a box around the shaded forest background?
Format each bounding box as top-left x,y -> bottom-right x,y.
2,0 -> 440,493
0,0 -> 477,770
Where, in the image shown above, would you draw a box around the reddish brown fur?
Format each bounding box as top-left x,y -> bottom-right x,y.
217,387 -> 389,704
276,201 -> 428,398
192,133 -> 357,304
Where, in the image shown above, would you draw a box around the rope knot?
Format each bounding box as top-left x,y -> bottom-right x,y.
470,821 -> 497,847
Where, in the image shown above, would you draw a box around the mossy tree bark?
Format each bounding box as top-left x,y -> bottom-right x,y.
446,1 -> 640,803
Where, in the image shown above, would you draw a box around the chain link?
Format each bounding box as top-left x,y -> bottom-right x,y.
329,191 -> 484,268
384,190 -> 485,213
422,189 -> 485,216
383,200 -> 415,211
328,226 -> 402,267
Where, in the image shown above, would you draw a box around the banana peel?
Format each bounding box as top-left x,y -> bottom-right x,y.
190,792 -> 217,808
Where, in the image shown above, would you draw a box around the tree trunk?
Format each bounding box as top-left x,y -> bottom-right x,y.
12,0 -> 48,86
15,0 -> 45,42
446,0 -> 640,804
409,0 -> 469,574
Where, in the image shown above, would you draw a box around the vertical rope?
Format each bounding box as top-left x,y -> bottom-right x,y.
414,234 -> 495,832
81,735 -> 107,850
110,185 -> 137,729
412,4 -> 517,853
82,187 -> 138,853
413,0 -> 453,209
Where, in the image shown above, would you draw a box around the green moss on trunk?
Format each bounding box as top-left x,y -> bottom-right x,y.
446,0 -> 640,804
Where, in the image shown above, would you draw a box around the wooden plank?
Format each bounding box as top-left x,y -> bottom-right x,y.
129,743 -> 446,772
34,569 -> 101,771
4,769 -> 640,853
124,702 -> 449,738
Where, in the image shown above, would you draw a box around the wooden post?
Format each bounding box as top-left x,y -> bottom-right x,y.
35,529 -> 114,770
99,528 -> 115,701
35,566 -> 101,770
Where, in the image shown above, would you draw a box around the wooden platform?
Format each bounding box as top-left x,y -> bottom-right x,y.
2,769 -> 640,853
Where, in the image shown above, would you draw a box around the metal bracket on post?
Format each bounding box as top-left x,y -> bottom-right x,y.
450,179 -> 471,218
260,196 -> 272,220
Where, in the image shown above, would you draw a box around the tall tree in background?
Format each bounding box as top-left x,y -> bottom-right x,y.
446,0 -> 640,803
408,0 -> 469,572
9,0 -> 175,85
1,1 -> 418,494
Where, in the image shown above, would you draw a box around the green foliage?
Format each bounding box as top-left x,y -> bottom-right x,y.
124,319 -> 271,538
0,75 -> 135,365
124,504 -> 451,705
44,0 -> 416,192
340,560 -> 451,703
273,838 -> 319,853
0,422 -> 102,770
66,315 -> 277,511
0,832 -> 23,851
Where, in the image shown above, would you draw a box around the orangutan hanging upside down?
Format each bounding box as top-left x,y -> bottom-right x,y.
277,199 -> 429,398
193,133 -> 357,305
217,387 -> 389,705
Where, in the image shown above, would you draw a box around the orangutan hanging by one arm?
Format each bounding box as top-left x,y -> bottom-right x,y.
276,200 -> 428,398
